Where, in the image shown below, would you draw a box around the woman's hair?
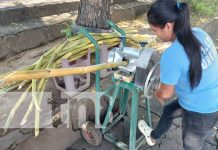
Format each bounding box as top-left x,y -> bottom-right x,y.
147,0 -> 202,90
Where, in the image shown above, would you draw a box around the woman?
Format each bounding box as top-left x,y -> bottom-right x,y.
138,0 -> 218,150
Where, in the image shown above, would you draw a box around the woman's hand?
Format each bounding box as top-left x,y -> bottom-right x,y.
154,83 -> 175,105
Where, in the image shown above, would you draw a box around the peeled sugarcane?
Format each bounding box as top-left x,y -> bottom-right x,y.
32,55 -> 45,112
0,62 -> 127,84
30,40 -> 70,136
34,80 -> 46,136
34,40 -> 70,136
4,85 -> 32,132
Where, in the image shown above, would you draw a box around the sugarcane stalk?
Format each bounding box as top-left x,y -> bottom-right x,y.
33,41 -> 69,135
0,32 -> 159,88
55,42 -> 120,68
0,33 -> 137,80
125,30 -> 139,34
4,85 -> 32,132
54,42 -> 119,68
1,62 -> 127,84
34,79 -> 46,137
20,79 -> 47,131
20,78 -> 47,126
59,38 -> 118,60
67,41 -> 119,61
62,37 -> 91,51
18,80 -> 30,90
0,83 -> 19,96
35,40 -> 69,135
55,41 -> 120,68
53,39 -> 118,68
0,41 -> 61,81
32,54 -> 46,112
20,100 -> 33,126
20,41 -> 71,126
0,45 -> 57,80
68,34 -> 84,42
62,34 -> 119,52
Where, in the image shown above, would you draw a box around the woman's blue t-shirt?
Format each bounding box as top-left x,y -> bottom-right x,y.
160,27 -> 218,113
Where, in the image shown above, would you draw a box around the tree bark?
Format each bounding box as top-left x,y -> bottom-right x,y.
76,0 -> 111,29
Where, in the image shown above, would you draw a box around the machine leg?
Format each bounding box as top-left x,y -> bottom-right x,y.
129,91 -> 138,150
120,89 -> 129,114
145,98 -> 152,127
95,92 -> 101,128
102,84 -> 120,133
119,88 -> 123,113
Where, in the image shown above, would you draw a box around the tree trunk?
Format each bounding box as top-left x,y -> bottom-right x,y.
76,0 -> 111,29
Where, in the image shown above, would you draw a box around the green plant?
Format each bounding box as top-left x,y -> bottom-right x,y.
187,0 -> 217,16
61,22 -> 73,38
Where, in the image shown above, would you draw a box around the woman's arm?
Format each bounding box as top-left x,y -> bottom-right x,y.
154,83 -> 175,105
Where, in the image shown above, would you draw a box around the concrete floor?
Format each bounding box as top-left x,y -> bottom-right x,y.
0,0 -> 79,8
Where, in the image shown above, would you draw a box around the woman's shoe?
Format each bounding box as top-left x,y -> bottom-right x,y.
138,120 -> 156,146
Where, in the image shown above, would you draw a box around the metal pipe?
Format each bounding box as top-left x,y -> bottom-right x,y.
79,27 -> 101,127
106,20 -> 126,47
79,27 -> 101,92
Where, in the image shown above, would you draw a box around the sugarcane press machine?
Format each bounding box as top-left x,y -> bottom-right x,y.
74,21 -> 160,150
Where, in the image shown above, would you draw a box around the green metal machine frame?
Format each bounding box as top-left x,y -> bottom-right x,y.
101,77 -> 152,150
79,21 -> 152,150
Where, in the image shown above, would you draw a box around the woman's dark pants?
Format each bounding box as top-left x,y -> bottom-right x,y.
150,100 -> 218,150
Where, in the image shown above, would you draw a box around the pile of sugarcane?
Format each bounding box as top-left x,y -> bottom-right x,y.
0,31 -> 168,137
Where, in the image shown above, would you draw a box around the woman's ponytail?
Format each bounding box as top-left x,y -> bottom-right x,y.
174,2 -> 202,90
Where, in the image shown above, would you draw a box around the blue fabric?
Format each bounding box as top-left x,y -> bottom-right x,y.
160,27 -> 218,113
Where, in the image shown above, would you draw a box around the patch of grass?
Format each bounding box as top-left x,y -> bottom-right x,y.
187,0 -> 218,17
